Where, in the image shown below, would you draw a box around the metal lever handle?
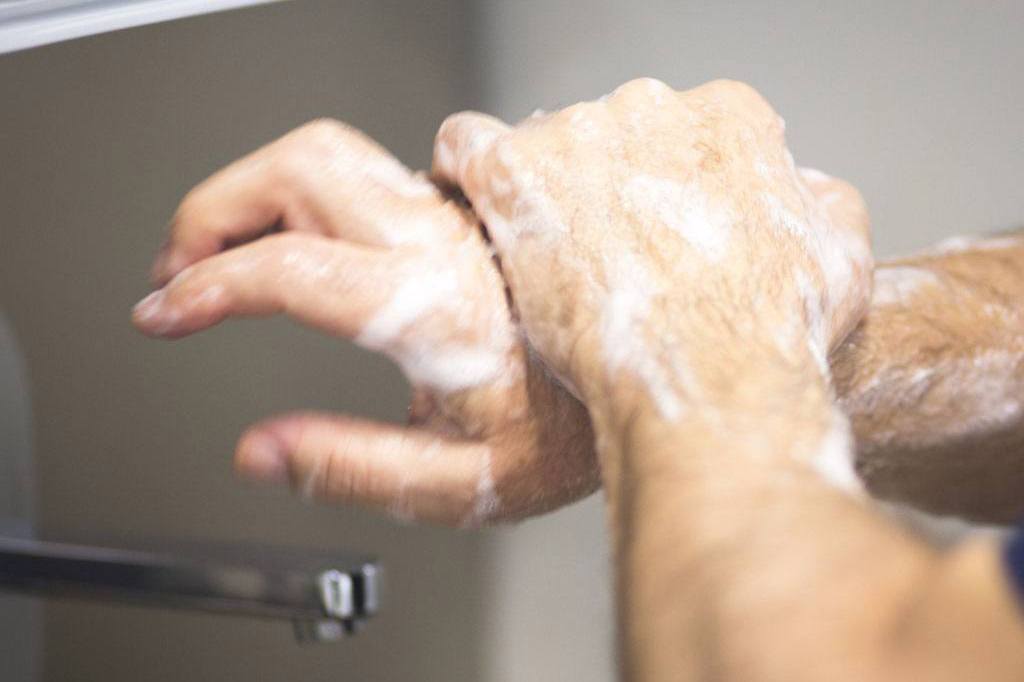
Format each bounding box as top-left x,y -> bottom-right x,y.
0,536 -> 379,642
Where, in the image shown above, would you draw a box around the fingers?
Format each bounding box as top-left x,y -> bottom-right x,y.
134,232 -> 398,339
235,411 -> 499,526
432,111 -> 510,198
155,119 -> 459,287
153,124 -> 320,285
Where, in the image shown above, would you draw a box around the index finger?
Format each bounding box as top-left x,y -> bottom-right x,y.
154,119 -> 455,286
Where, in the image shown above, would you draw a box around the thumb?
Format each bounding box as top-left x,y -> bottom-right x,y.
235,411 -> 500,527
432,111 -> 510,201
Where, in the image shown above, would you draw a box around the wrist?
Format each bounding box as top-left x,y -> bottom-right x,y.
585,336 -> 859,491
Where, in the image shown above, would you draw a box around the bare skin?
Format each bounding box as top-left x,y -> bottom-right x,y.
434,79 -> 1024,681
135,120 -> 596,526
134,117 -> 1024,529
840,235 -> 1024,523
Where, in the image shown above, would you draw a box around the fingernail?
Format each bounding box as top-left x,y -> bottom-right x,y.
133,289 -> 165,321
240,435 -> 290,485
133,289 -> 183,336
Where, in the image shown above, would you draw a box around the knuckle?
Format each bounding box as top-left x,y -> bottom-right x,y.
438,112 -> 501,158
551,100 -> 610,141
272,147 -> 314,187
296,118 -> 351,150
171,186 -> 205,232
704,79 -> 776,118
612,76 -> 673,102
437,111 -> 473,140
554,100 -> 596,125
631,76 -> 672,92
705,78 -> 755,95
277,119 -> 351,182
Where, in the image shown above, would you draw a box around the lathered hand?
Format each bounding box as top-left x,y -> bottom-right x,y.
133,121 -> 595,526
434,79 -> 872,488
133,103 -> 1024,530
436,79 -> 1024,682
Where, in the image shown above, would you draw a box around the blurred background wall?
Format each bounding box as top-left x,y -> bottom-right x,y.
1,1 -> 1022,681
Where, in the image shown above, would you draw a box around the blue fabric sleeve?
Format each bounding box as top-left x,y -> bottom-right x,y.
1003,525 -> 1024,605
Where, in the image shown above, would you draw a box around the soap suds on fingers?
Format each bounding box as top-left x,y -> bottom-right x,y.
355,243 -> 516,396
357,269 -> 460,350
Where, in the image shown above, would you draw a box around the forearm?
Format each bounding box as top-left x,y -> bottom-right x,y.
585,232 -> 1024,536
433,75 -> 1024,680
594,345 -> 1024,682
587,231 -> 1024,679
578,230 -> 1024,524
835,231 -> 1024,521
592,344 -> 900,680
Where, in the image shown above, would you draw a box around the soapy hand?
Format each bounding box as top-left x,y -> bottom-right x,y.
133,83 -> 871,524
434,79 -> 872,434
133,120 -> 596,526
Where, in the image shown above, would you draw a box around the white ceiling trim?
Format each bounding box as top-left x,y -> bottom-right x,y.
0,0 -> 286,55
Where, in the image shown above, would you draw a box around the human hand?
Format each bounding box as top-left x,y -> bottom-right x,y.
131,107 -> 1018,530
133,121 -> 596,526
433,79 -> 872,430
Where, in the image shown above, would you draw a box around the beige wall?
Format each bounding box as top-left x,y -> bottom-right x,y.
0,2 -> 488,680
475,2 -> 1024,681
